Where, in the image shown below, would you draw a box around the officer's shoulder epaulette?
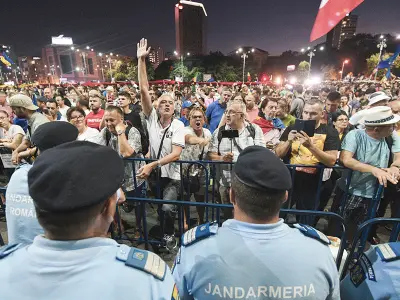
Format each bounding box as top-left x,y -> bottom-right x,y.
376,242 -> 400,262
116,244 -> 166,281
292,224 -> 331,245
0,243 -> 21,259
181,221 -> 219,247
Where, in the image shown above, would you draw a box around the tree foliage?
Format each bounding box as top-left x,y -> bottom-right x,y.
215,62 -> 240,82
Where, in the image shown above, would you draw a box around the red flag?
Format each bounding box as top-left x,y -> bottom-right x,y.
310,0 -> 364,42
247,72 -> 251,82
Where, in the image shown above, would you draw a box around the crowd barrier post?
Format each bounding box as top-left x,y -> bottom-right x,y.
340,217 -> 400,281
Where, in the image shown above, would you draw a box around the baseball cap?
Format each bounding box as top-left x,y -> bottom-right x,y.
9,94 -> 39,111
182,101 -> 193,109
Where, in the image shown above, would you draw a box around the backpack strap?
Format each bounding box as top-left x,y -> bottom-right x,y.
217,125 -> 226,156
116,244 -> 167,280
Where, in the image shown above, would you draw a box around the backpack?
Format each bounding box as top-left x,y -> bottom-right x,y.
217,124 -> 256,155
105,120 -> 149,155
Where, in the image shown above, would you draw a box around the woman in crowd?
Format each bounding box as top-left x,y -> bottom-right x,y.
66,107 -> 101,143
332,111 -> 350,140
252,98 -> 285,150
180,107 -> 212,230
276,98 -> 296,127
340,95 -> 351,116
0,109 -> 24,151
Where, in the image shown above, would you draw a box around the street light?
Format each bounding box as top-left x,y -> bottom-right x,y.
396,34 -> 400,40
301,46 -> 324,79
375,37 -> 387,80
187,52 -> 190,56
86,46 -> 90,50
341,59 -> 349,80
237,48 -> 254,83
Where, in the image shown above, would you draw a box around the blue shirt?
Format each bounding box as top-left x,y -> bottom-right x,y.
0,236 -> 177,300
341,129 -> 390,198
6,163 -> 43,245
173,219 -> 340,300
179,116 -> 189,126
341,242 -> 400,300
206,101 -> 226,133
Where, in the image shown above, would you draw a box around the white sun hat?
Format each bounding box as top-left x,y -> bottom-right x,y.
368,91 -> 391,106
358,106 -> 400,126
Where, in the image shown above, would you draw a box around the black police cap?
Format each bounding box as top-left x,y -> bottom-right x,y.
28,141 -> 125,212
233,146 -> 292,191
31,122 -> 78,152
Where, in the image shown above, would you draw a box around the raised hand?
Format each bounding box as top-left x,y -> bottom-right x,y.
137,38 -> 151,59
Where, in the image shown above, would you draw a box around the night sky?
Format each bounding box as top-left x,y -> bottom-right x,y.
2,0 -> 399,57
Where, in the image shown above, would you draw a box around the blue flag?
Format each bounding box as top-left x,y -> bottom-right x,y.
377,45 -> 400,78
2,52 -> 14,65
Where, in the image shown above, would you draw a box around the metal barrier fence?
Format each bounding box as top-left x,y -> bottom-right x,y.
340,217 -> 400,280
118,159 -> 388,254
0,157 -> 392,260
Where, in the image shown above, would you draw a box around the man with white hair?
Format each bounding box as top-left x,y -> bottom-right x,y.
340,106 -> 400,238
136,38 -> 185,245
208,99 -> 265,218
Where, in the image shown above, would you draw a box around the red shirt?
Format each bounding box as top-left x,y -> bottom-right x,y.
85,109 -> 104,130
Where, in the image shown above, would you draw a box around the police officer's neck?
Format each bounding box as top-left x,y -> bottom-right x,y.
234,211 -> 280,225
43,229 -> 107,241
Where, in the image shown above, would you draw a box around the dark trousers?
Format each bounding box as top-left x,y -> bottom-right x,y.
287,171 -> 321,225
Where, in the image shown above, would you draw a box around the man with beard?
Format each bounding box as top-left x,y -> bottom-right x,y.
86,90 -> 105,130
10,94 -> 49,164
136,38 -> 185,245
245,94 -> 259,122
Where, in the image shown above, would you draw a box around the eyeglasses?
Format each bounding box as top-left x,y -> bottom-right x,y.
70,115 -> 85,121
225,110 -> 242,116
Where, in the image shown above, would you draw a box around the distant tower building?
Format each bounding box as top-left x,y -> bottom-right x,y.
326,14 -> 358,49
175,2 -> 207,56
149,46 -> 165,68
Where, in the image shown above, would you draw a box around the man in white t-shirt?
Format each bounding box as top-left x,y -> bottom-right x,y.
55,95 -> 70,119
136,38 -> 184,244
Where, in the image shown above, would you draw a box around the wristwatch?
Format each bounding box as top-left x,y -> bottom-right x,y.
116,129 -> 124,136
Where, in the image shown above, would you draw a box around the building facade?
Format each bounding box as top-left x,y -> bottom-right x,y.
326,14 -> 358,49
18,56 -> 45,83
149,46 -> 165,68
175,2 -> 206,56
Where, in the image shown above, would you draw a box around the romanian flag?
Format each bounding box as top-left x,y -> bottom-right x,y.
247,72 -> 251,82
310,0 -> 364,42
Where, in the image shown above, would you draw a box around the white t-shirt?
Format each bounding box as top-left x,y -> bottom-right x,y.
0,125 -> 25,140
180,127 -> 212,180
77,126 -> 101,143
59,106 -> 70,119
146,108 -> 185,180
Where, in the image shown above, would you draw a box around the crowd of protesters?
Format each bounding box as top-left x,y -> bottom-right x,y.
0,38 -> 399,300
0,45 -> 399,248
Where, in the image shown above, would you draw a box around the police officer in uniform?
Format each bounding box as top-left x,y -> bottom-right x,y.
0,141 -> 179,300
172,146 -> 340,299
6,121 -> 78,245
341,242 -> 400,299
